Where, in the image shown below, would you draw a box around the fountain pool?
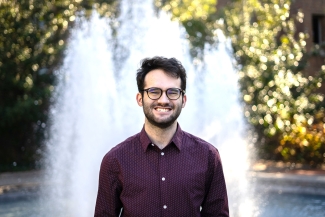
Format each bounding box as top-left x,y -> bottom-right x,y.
1,191 -> 325,217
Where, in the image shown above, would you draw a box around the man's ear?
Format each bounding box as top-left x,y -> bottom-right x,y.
182,94 -> 187,108
136,92 -> 143,107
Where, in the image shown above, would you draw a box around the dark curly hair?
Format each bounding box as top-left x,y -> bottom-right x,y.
136,56 -> 187,92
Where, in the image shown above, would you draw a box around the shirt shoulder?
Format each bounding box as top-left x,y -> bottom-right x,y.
181,131 -> 221,162
103,133 -> 141,160
182,131 -> 218,151
99,133 -> 141,175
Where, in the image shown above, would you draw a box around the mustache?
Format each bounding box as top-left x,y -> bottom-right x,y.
152,102 -> 173,108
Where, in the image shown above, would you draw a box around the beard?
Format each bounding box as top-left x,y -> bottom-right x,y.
142,100 -> 182,129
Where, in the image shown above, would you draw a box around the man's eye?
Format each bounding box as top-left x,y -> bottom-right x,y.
167,89 -> 179,95
148,89 -> 160,94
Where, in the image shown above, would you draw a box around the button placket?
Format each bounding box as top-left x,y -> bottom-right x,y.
160,149 -> 168,214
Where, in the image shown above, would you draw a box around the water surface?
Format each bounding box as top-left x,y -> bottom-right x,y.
1,192 -> 325,217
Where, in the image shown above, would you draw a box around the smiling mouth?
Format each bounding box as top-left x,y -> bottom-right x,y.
155,108 -> 171,112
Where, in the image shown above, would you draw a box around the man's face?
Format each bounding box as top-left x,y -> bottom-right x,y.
136,69 -> 187,129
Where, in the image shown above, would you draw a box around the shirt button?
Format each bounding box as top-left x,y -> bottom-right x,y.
163,205 -> 167,209
161,152 -> 164,156
162,177 -> 165,181
151,143 -> 154,146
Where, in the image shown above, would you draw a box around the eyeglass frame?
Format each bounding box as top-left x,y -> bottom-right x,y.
140,87 -> 186,100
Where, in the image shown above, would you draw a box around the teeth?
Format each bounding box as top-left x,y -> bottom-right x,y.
156,108 -> 169,112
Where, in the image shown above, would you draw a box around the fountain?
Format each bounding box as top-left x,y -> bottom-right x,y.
43,0 -> 255,216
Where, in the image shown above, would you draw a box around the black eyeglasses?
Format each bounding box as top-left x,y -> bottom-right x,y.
141,87 -> 185,100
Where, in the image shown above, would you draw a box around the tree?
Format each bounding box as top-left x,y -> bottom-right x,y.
0,0 -> 118,171
221,0 -> 325,165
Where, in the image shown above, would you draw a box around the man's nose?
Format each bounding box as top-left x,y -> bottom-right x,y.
157,91 -> 170,103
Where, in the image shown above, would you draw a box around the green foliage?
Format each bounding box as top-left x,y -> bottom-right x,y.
221,0 -> 325,166
0,0 -> 118,172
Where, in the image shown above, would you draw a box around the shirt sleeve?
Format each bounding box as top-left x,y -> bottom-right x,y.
94,153 -> 123,217
201,148 -> 229,217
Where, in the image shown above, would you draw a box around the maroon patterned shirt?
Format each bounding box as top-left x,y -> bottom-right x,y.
94,124 -> 229,217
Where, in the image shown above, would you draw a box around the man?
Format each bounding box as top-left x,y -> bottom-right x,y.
95,56 -> 229,217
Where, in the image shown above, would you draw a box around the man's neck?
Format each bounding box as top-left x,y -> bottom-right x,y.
144,120 -> 177,150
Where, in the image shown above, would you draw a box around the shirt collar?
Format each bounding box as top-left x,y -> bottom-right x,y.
139,123 -> 183,152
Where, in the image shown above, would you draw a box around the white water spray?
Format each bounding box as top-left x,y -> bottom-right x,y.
44,0 -> 256,216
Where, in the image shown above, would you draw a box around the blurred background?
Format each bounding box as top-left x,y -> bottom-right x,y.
1,0 -> 325,216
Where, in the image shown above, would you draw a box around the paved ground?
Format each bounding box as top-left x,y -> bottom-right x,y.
0,170 -> 43,200
250,160 -> 325,195
0,161 -> 325,199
